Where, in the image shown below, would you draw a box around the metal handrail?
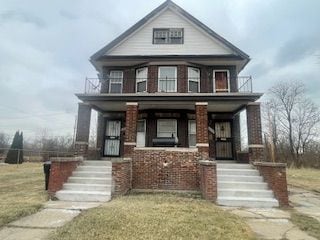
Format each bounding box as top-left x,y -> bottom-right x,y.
83,76 -> 253,94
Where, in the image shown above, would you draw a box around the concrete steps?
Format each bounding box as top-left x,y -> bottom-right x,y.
55,160 -> 112,202
216,162 -> 279,208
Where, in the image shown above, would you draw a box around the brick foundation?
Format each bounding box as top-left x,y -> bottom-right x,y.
199,160 -> 217,201
254,162 -> 289,207
48,157 -> 83,197
112,159 -> 132,195
132,148 -> 201,190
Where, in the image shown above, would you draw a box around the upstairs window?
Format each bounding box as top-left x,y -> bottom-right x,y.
188,67 -> 200,93
153,28 -> 184,44
109,71 -> 123,93
158,66 -> 177,92
136,67 -> 148,92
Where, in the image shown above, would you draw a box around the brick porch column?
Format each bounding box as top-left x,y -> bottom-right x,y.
195,102 -> 209,159
75,103 -> 91,157
246,102 -> 264,162
124,102 -> 138,157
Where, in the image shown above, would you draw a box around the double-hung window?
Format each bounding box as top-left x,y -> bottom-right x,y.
153,28 -> 183,44
136,67 -> 148,92
157,119 -> 177,138
188,120 -> 196,147
109,71 -> 123,93
188,67 -> 200,93
158,66 -> 177,92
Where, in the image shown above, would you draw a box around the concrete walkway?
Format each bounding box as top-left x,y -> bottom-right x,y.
222,186 -> 320,240
289,186 -> 320,222
0,201 -> 101,240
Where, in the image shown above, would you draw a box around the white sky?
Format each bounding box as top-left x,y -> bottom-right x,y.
0,0 -> 319,141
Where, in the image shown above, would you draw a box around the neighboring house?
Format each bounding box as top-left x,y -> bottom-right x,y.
69,0 -> 288,207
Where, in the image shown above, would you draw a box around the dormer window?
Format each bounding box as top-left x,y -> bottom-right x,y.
153,28 -> 184,44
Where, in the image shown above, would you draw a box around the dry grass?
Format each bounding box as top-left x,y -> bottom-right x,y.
287,168 -> 320,192
290,211 -> 320,239
49,193 -> 255,240
0,162 -> 47,227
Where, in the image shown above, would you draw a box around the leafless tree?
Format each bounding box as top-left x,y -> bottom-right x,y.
267,81 -> 320,167
0,132 -> 10,154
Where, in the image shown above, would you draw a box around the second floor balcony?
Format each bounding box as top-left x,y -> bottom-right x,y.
84,76 -> 253,95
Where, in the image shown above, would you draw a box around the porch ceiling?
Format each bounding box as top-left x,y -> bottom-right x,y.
76,93 -> 262,113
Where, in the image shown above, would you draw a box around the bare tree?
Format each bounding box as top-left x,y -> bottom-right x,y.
267,81 -> 320,167
0,132 -> 10,154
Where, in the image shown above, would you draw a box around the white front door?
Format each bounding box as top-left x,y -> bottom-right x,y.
136,120 -> 146,147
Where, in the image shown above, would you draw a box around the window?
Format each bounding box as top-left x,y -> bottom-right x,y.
109,71 -> 123,93
136,120 -> 146,147
153,28 -> 183,44
188,67 -> 200,93
158,66 -> 177,92
136,67 -> 148,92
157,119 -> 177,138
188,120 -> 196,147
213,70 -> 230,93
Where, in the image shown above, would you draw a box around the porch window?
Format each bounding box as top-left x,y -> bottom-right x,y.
136,120 -> 146,147
157,119 -> 177,138
188,120 -> 196,147
188,67 -> 200,93
158,67 -> 177,92
153,28 -> 183,44
213,70 -> 230,93
109,71 -> 123,93
136,67 -> 148,92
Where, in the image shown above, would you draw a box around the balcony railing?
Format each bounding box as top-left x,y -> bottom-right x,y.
84,76 -> 253,94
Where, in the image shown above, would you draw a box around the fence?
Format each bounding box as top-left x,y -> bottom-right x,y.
0,148 -> 75,165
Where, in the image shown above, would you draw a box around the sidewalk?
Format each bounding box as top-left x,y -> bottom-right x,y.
0,201 -> 101,240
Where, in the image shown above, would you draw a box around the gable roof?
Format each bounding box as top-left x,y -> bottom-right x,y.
91,0 -> 250,62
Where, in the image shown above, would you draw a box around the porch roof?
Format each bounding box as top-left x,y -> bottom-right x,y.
76,92 -> 262,113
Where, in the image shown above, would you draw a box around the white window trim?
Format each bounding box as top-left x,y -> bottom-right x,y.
109,71 -> 123,93
158,66 -> 177,92
213,69 -> 230,93
136,67 -> 148,93
157,119 -> 177,137
187,67 -> 200,93
188,120 -> 196,148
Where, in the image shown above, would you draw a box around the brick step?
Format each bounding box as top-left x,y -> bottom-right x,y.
217,169 -> 259,176
217,197 -> 279,208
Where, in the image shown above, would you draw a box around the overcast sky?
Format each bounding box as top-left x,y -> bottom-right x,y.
0,0 -> 319,140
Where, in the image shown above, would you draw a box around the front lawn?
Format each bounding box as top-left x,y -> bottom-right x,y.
0,163 -> 47,227
49,193 -> 255,240
287,168 -> 320,192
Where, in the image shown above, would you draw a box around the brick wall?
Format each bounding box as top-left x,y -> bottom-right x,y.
124,103 -> 138,157
112,159 -> 132,195
246,102 -> 264,162
196,103 -> 209,159
199,160 -> 217,201
177,65 -> 187,93
48,157 -> 82,197
132,148 -> 201,190
254,162 -> 289,207
148,65 -> 158,93
75,103 -> 91,143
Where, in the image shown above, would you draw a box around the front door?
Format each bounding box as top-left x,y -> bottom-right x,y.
214,70 -> 229,92
104,120 -> 121,156
215,121 -> 233,159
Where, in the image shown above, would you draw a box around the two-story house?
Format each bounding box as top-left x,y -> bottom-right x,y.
63,0 -> 288,207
